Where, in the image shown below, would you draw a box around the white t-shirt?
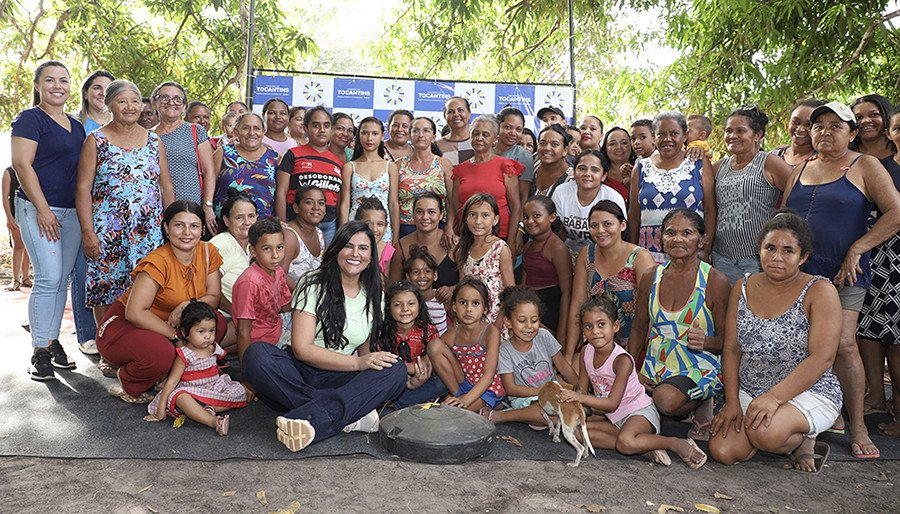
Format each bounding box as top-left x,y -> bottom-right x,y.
209,232 -> 250,302
551,180 -> 627,255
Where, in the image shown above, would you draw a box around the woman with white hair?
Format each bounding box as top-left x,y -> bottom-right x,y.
76,79 -> 175,360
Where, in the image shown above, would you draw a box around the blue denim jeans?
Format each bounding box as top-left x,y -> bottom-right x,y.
319,219 -> 337,246
393,374 -> 449,409
242,343 -> 407,442
16,197 -> 82,348
711,250 -> 762,285
70,249 -> 97,343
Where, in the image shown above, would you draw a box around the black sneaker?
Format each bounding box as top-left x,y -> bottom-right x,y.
29,349 -> 56,381
48,340 -> 76,370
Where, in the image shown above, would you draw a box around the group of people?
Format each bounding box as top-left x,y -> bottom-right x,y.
8,59 -> 900,472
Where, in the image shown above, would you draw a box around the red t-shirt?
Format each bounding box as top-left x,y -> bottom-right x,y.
394,323 -> 439,362
277,145 -> 343,221
231,263 -> 291,344
452,156 -> 524,238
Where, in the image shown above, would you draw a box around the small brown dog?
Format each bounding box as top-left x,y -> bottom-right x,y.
538,380 -> 595,467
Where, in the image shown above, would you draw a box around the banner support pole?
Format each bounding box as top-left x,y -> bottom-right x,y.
244,0 -> 256,105
568,0 -> 576,118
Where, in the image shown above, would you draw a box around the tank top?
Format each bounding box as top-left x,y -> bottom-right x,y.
713,151 -> 780,259
785,155 -> 872,288
584,343 -> 653,425
737,275 -> 842,409
587,245 -> 641,342
284,224 -> 324,282
522,237 -> 558,288
397,155 -> 447,225
348,161 -> 393,242
451,325 -> 505,397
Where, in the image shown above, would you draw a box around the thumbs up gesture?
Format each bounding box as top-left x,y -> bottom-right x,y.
686,316 -> 706,352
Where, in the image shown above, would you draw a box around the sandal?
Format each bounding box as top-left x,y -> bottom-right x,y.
108,386 -> 154,404
785,441 -> 830,474
21,278 -> 33,288
97,358 -> 119,378
215,414 -> 230,436
5,281 -> 21,292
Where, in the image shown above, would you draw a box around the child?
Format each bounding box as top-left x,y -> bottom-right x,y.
355,196 -> 394,277
428,277 -> 505,412
403,245 -> 449,334
220,112 -> 238,146
558,295 -> 708,469
375,280 -> 449,408
283,185 -> 326,288
629,119 -> 656,159
232,218 -> 292,361
686,114 -> 713,159
339,116 -> 400,242
2,166 -> 31,290
455,193 -> 515,325
484,286 -> 577,425
521,196 -> 572,339
145,300 -> 250,436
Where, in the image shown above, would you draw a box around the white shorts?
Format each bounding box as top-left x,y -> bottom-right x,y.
613,403 -> 662,435
739,389 -> 840,437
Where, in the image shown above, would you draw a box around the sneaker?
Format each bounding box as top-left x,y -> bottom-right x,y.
48,340 -> 76,369
342,409 -> 380,433
28,349 -> 56,381
78,339 -> 99,355
275,416 -> 315,452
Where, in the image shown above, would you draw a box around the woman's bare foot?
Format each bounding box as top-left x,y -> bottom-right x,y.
672,438 -> 707,469
785,437 -> 818,472
644,449 -> 672,466
687,398 -> 713,441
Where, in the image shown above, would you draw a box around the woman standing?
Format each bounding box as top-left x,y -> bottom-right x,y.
213,113 -> 279,219
261,99 -> 297,160
449,116 -> 523,253
710,212 -> 843,472
599,127 -> 634,198
96,201 -> 225,402
578,115 -> 604,151
851,94 -> 895,160
520,128 -> 537,155
530,125 -> 573,198
186,101 -> 212,134
395,117 -> 454,239
76,79 -> 175,330
712,106 -> 793,284
78,70 -> 115,132
382,110 -> 414,162
242,221 -> 407,451
627,209 -> 731,440
329,112 -> 355,164
773,99 -> 826,168
12,61 -> 84,380
288,106 -> 308,147
151,82 -> 218,235
494,107 -> 537,210
784,101 -> 900,458
436,97 -> 474,166
628,111 -> 716,264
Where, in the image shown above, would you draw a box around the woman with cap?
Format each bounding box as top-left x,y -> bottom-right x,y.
783,100 -> 900,458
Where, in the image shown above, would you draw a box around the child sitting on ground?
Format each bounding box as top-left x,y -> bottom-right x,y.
403,245 -> 449,334
145,300 -> 250,436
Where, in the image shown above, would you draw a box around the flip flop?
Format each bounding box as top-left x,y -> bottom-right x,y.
108,386 -> 154,404
785,441 -> 830,474
851,442 -> 881,460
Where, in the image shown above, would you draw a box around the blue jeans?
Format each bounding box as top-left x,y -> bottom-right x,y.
70,250 -> 97,343
16,198 -> 82,348
711,250 -> 761,285
319,219 -> 337,246
242,343 -> 407,442
393,374 -> 449,409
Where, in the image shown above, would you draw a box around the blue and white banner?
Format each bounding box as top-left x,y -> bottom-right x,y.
252,73 -> 574,133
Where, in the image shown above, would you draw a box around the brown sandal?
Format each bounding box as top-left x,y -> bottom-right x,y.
97,358 -> 119,378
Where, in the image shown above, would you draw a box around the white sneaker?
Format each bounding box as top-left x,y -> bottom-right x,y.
342,409 -> 380,433
275,416 -> 315,452
79,339 -> 99,355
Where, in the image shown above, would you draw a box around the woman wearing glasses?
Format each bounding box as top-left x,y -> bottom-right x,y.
395,117 -> 455,239
151,82 -> 218,235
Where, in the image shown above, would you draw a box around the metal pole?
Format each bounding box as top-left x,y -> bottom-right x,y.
568,0 -> 576,119
244,0 -> 256,106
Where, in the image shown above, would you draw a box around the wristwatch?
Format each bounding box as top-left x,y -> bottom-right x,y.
203,200 -> 214,207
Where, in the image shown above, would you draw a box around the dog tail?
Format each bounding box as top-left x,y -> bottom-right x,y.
581,409 -> 596,456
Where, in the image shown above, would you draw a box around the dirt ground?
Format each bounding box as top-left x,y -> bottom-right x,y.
1,455 -> 897,513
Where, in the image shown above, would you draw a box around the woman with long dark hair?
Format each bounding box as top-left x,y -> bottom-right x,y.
241,221 -> 406,451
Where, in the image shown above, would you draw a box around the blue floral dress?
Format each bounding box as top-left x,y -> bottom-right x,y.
348,161 -> 393,241
213,144 -> 279,218
86,129 -> 164,306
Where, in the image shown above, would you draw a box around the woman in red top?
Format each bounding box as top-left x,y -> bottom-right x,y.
449,115 -> 523,255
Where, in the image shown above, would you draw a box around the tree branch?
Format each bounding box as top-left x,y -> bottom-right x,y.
36,8 -> 69,60
807,8 -> 900,96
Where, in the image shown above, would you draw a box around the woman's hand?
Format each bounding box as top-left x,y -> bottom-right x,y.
620,163 -> 634,180
167,300 -> 190,328
202,204 -> 218,235
435,285 -> 454,304
6,219 -> 19,233
82,231 -> 101,260
686,318 -> 706,352
242,382 -> 257,402
37,208 -> 61,241
710,401 -> 743,438
744,393 -> 781,431
441,227 -> 459,252
357,351 -> 399,371
834,250 -> 862,287
638,373 -> 657,393
685,145 -> 706,161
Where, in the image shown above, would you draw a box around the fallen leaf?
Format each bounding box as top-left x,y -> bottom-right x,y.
499,435 -> 523,447
418,402 -> 441,410
136,485 -> 153,494
576,504 -> 606,512
646,501 -> 656,507
222,491 -> 237,497
257,489 -> 268,506
658,505 -> 684,514
147,507 -> 158,513
173,415 -> 186,428
695,504 -> 720,513
713,492 -> 733,501
269,500 -> 301,514
768,507 -> 779,513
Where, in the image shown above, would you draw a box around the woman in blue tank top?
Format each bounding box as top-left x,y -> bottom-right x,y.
783,101 -> 900,459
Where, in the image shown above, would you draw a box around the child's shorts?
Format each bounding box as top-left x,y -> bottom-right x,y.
457,378 -> 502,409
508,395 -> 538,410
738,389 -> 840,437
613,403 -> 661,434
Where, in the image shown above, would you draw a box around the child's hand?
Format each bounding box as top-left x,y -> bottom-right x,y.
143,413 -> 165,422
620,163 -> 633,180
435,286 -> 454,304
242,382 -> 257,402
358,351 -> 399,371
556,389 -> 581,403
407,357 -> 432,389
443,395 -> 465,408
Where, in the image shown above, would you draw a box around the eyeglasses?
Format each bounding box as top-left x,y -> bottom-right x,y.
411,128 -> 434,135
154,94 -> 185,106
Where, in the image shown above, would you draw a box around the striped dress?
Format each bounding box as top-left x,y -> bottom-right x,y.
147,345 -> 248,417
641,261 -> 722,400
712,151 -> 780,259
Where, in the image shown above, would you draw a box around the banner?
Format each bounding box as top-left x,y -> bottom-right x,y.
251,72 -> 574,134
